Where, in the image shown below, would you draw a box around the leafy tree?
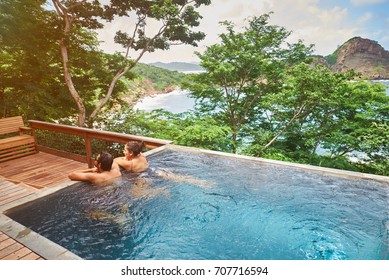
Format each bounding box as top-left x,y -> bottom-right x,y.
260,64 -> 356,155
320,80 -> 388,174
106,109 -> 232,152
0,0 -> 132,122
246,64 -> 388,175
183,13 -> 313,153
51,0 -> 211,126
0,0 -> 64,120
180,13 -> 387,175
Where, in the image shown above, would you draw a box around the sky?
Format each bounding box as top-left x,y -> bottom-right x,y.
96,0 -> 389,63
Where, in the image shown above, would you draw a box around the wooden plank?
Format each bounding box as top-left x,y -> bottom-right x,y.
29,120 -> 172,146
0,152 -> 85,189
0,237 -> 16,249
26,161 -> 86,183
0,179 -> 14,186
0,135 -> 34,146
0,179 -> 36,204
0,187 -> 31,203
0,243 -> 24,259
0,150 -> 36,163
0,241 -> 23,259
1,247 -> 31,260
0,184 -> 16,191
1,153 -> 57,171
0,144 -> 35,156
0,178 -> 38,192
36,145 -> 87,163
19,252 -> 41,260
0,231 -> 44,260
0,116 -> 24,135
0,190 -> 35,206
0,132 -> 35,162
0,116 -> 35,163
0,185 -> 27,196
0,233 -> 8,243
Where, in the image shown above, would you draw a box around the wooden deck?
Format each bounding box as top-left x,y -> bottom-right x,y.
0,231 -> 44,260
0,152 -> 86,260
0,152 -> 85,190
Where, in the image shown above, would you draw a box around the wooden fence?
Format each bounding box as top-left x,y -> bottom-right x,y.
28,120 -> 172,167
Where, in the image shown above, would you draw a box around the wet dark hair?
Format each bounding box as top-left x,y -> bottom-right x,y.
97,151 -> 113,171
125,141 -> 145,156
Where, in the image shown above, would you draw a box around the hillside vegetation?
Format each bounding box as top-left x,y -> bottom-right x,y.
132,63 -> 186,92
149,62 -> 204,72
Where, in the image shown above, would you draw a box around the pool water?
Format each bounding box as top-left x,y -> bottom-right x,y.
6,149 -> 389,260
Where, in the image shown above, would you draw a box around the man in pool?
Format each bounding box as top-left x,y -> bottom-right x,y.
68,151 -> 121,184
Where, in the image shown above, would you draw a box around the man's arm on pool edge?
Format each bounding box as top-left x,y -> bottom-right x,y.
68,168 -> 98,182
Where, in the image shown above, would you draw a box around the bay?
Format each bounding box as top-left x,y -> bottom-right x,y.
133,88 -> 196,114
134,80 -> 389,114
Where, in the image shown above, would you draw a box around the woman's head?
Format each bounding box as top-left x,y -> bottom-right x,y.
125,141 -> 145,157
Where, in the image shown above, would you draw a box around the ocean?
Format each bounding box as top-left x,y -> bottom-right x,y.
134,80 -> 389,114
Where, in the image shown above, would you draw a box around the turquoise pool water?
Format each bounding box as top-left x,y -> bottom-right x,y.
6,149 -> 389,259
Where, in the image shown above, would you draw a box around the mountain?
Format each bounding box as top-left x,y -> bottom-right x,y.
150,37 -> 389,79
314,37 -> 389,79
148,62 -> 204,72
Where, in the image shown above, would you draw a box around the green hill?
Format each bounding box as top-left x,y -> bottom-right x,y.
148,62 -> 204,72
130,63 -> 185,92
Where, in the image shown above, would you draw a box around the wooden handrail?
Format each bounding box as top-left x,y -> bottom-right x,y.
28,120 -> 172,167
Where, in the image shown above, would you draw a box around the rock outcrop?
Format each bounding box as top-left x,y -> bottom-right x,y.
315,37 -> 389,79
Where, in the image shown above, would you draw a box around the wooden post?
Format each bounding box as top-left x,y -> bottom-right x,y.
85,133 -> 93,168
28,121 -> 38,154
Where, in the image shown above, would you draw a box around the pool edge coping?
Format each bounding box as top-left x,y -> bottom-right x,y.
160,144 -> 389,184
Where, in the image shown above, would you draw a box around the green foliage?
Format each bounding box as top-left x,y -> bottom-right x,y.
180,13 -> 388,175
106,109 -> 232,152
324,51 -> 338,65
132,63 -> 185,91
2,2 -> 387,176
0,0 -> 132,122
48,0 -> 211,126
182,13 -> 313,153
149,62 -> 204,72
105,0 -> 211,51
0,0 -> 64,120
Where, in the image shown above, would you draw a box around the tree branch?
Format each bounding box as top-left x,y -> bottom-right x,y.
262,104 -> 305,151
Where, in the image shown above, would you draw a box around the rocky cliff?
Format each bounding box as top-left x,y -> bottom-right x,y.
315,37 -> 389,79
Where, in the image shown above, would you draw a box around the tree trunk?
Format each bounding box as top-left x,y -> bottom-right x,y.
53,0 -> 86,126
232,131 -> 237,153
89,67 -> 127,121
59,38 -> 86,127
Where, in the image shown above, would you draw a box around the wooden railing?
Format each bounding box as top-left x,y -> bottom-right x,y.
28,120 -> 172,167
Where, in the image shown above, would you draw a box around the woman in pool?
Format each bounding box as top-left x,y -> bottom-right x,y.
114,141 -> 149,173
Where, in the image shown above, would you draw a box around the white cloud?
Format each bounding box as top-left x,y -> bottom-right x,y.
257,1 -> 356,55
350,0 -> 388,7
358,12 -> 373,24
96,0 -> 386,62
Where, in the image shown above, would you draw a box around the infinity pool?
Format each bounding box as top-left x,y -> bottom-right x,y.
6,147 -> 389,259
